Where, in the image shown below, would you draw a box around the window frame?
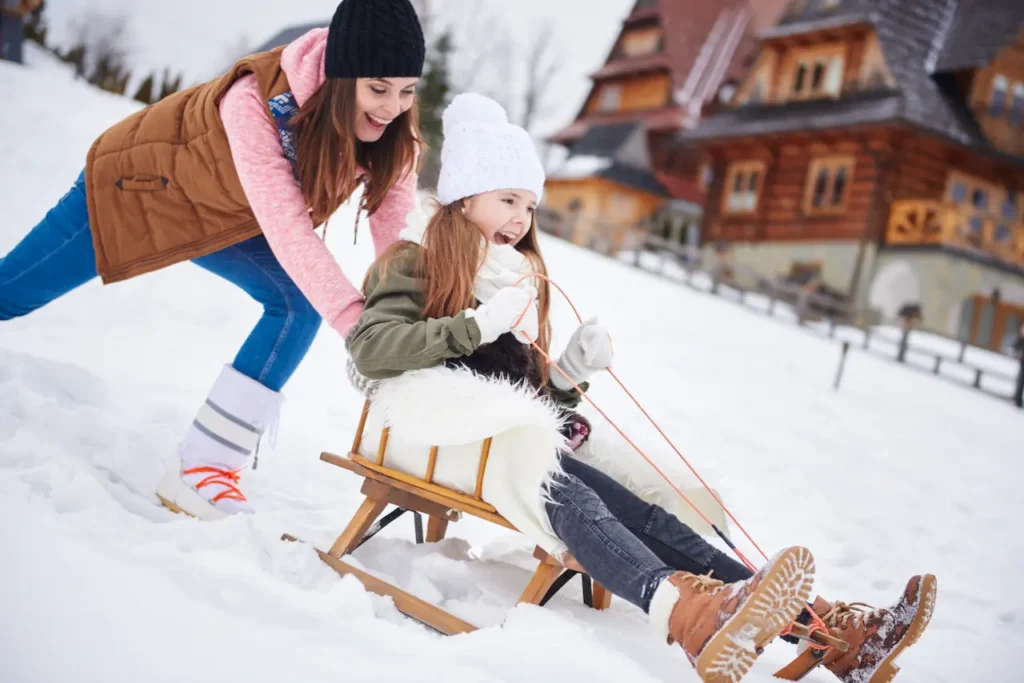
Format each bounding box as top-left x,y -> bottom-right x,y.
782,43 -> 847,101
721,160 -> 766,215
803,156 -> 855,215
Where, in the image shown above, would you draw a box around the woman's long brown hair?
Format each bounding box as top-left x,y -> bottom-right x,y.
290,78 -> 424,226
372,200 -> 553,379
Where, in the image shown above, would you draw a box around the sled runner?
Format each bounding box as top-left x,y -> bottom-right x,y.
284,400 -> 612,635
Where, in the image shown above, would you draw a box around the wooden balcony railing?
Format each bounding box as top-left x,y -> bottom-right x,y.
886,200 -> 1024,268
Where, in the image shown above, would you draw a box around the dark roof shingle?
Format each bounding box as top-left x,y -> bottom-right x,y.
933,0 -> 1024,72
684,0 -> 1024,156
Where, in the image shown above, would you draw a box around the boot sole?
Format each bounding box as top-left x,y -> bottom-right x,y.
696,546 -> 816,683
866,574 -> 937,683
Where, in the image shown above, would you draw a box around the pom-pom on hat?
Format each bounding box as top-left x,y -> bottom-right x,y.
436,93 -> 546,206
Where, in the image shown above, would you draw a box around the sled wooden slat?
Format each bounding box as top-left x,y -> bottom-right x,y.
474,437 -> 492,501
375,427 -> 390,466
322,451 -> 514,528
351,401 -> 370,454
282,534 -> 477,636
359,479 -> 460,523
425,446 -> 438,484
348,453 -> 501,515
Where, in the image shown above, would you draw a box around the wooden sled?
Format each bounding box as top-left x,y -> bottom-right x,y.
284,401 -> 612,635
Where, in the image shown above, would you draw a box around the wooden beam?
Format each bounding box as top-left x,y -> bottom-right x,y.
320,452 -> 516,529
282,534 -> 478,636
327,496 -> 388,558
425,516 -> 449,543
474,438 -> 492,501
359,478 -> 461,522
518,561 -> 563,606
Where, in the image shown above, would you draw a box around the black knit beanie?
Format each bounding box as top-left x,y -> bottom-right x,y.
325,0 -> 426,79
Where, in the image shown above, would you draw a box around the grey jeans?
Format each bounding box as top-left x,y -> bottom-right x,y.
544,455 -> 753,612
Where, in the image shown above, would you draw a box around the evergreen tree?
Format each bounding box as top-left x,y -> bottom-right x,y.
133,73 -> 154,104
415,30 -> 453,190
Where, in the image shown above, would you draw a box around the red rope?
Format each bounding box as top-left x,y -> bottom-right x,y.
513,272 -> 766,571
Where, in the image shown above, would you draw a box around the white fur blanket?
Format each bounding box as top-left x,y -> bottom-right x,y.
359,366 -> 571,556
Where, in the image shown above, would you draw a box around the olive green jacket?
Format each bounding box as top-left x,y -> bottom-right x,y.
345,244 -> 585,409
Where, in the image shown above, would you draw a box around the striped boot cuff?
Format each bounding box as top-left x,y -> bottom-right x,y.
193,398 -> 261,455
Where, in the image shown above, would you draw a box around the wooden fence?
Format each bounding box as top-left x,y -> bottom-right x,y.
536,210 -> 1024,408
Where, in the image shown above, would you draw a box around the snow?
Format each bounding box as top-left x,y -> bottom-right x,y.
3,48 -> 1023,683
550,154 -> 614,180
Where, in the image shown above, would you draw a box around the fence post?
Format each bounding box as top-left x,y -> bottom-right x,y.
897,326 -> 910,363
973,368 -> 983,389
1015,354 -> 1024,408
834,341 -> 850,390
933,356 -> 942,374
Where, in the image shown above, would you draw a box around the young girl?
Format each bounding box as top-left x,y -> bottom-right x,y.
0,0 -> 427,520
345,94 -> 936,683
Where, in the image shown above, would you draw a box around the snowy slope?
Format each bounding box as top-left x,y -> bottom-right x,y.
3,48 -> 1023,683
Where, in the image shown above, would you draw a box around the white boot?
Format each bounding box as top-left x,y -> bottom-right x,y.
156,365 -> 282,520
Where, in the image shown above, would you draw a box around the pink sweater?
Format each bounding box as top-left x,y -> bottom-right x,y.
218,28 -> 416,338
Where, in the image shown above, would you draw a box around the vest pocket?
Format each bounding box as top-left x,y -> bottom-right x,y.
115,176 -> 169,191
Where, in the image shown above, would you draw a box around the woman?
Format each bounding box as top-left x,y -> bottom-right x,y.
0,0 -> 427,520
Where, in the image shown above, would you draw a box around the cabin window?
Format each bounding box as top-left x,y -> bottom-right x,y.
944,172 -> 1016,249
620,28 -> 663,58
991,75 -> 1008,116
803,156 -> 854,214
785,44 -> 845,100
722,161 -> 765,214
1010,82 -> 1024,125
598,84 -> 622,112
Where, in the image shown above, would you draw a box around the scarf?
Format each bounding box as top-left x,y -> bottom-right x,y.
397,223 -> 537,304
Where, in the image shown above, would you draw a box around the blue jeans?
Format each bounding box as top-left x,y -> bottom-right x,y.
545,455 -> 753,612
0,170 -> 321,392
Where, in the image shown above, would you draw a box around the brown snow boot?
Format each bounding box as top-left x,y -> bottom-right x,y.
663,546 -> 816,683
815,574 -> 937,683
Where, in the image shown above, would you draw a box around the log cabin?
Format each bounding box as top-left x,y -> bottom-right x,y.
543,0 -> 790,251
682,0 -> 1024,351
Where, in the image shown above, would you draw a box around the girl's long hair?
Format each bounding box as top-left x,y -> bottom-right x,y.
371,200 -> 552,379
289,78 -> 425,226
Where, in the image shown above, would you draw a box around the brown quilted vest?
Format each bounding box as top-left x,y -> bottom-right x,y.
84,46 -> 293,284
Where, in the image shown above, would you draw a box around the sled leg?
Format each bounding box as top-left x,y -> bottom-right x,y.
773,648 -> 827,680
425,515 -> 449,542
328,495 -> 389,558
282,534 -> 477,636
590,581 -> 612,610
518,561 -> 564,606
773,622 -> 848,680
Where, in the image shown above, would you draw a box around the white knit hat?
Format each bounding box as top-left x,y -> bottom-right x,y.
436,93 -> 545,206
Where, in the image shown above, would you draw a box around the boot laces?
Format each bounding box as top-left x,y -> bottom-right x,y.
183,465 -> 247,503
680,571 -> 725,594
823,601 -> 886,630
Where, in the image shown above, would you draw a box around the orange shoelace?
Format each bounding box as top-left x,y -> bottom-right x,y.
182,466 -> 247,503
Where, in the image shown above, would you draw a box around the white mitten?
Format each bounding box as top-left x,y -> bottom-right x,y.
467,286 -> 538,345
551,317 -> 613,390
